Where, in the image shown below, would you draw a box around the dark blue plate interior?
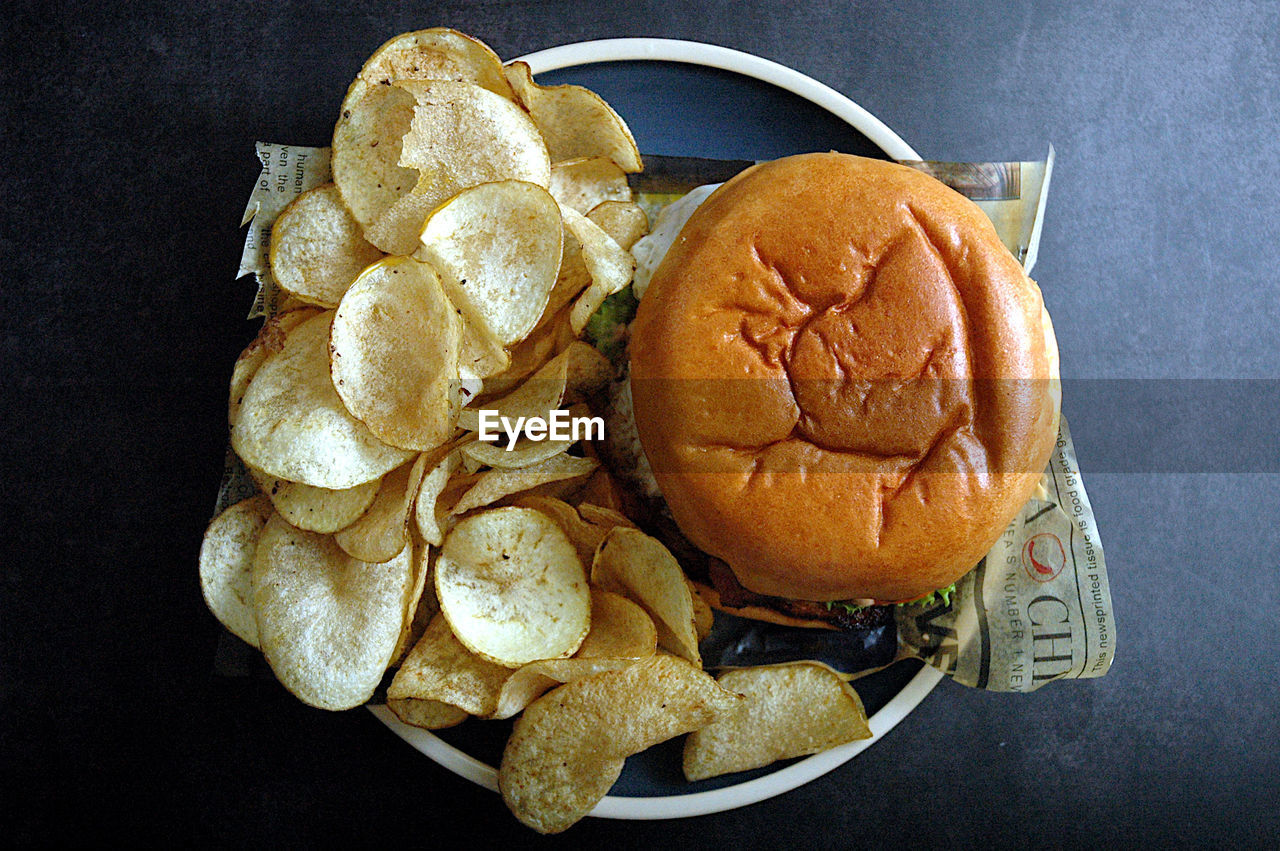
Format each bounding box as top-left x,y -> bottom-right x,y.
434,58 -> 926,798
539,61 -> 888,163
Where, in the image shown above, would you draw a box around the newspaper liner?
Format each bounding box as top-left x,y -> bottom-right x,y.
237,142 -> 332,320
222,142 -> 1113,692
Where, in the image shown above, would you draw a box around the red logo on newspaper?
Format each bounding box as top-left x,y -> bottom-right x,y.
1022,533 -> 1066,583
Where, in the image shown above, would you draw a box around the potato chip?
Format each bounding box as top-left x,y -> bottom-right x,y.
503,61 -> 642,172
355,28 -> 514,101
478,311 -> 565,399
458,447 -> 485,476
276,293 -> 311,314
591,527 -> 702,665
416,180 -> 562,346
337,29 -> 514,233
688,580 -> 715,643
586,200 -> 648,251
228,308 -> 320,428
198,495 -> 272,648
489,656 -> 637,722
250,468 -> 380,534
435,507 -> 590,667
232,311 -> 413,489
576,588 -> 656,659
413,447 -> 461,547
563,206 -> 633,295
550,309 -> 581,352
331,256 -> 461,451
499,654 -> 739,833
434,469 -> 482,512
390,536 -> 434,667
568,289 -> 610,338
334,453 -> 430,563
387,697 -> 469,730
561,207 -> 634,333
456,375 -> 485,410
408,538 -> 441,633
269,184 -> 384,308
458,341 -> 611,431
365,80 -> 550,255
462,431 -> 574,470
502,471 -> 598,506
508,496 -> 595,565
456,320 -> 511,381
387,614 -> 511,716
549,157 -> 631,214
576,503 -> 637,531
536,225 -> 591,332
458,366 -> 564,435
682,663 -> 873,781
449,454 -> 599,517
573,469 -> 628,514
361,190 -> 444,259
390,537 -> 446,673
252,514 -> 414,711
427,583 -> 651,717
513,497 -> 635,569
331,82 -> 420,246
508,495 -> 576,522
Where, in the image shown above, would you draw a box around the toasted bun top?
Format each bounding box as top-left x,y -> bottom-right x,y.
629,153 -> 1059,603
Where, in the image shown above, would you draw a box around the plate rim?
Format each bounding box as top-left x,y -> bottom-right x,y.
519,37 -> 920,161
370,36 -> 943,821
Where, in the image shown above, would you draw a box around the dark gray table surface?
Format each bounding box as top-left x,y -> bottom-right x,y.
4,1 -> 1278,845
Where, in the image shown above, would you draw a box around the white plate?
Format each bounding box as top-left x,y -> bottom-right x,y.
371,37 -> 943,821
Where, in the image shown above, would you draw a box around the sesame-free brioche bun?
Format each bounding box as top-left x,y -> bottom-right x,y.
629,153 -> 1059,604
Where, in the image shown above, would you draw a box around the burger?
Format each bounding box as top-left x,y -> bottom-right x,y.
598,152 -> 1060,629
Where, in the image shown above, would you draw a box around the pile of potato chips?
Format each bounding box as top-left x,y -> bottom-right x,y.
201,29 -> 873,832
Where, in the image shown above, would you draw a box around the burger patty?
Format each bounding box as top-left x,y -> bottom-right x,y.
702,558 -> 893,631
